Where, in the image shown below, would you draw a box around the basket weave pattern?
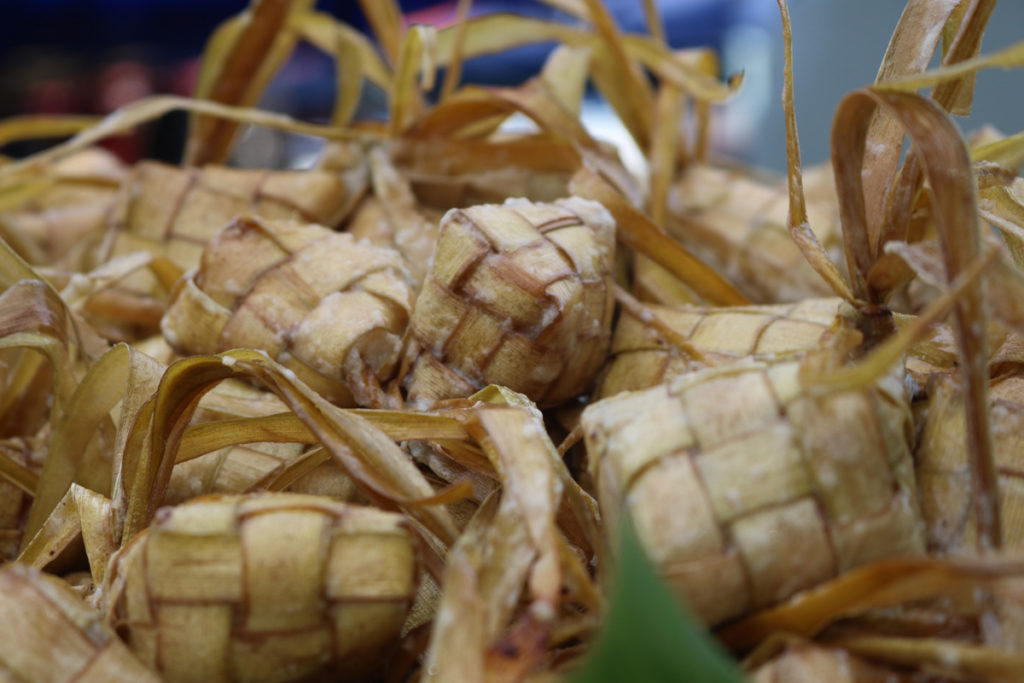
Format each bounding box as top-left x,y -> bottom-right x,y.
162,216 -> 415,407
584,360 -> 925,625
407,197 -> 616,407
598,298 -> 844,398
107,494 -> 416,683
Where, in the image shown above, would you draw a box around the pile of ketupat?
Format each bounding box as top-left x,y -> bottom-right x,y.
6,0 -> 1024,679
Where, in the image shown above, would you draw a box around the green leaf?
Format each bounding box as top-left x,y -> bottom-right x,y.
569,522 -> 743,683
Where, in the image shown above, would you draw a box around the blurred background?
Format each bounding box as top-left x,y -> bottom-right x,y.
1,0 -> 1022,172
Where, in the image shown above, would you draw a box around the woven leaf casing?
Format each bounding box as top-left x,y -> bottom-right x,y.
667,164 -> 842,304
582,360 -> 925,625
0,564 -> 160,682
597,298 -> 844,398
917,374 -> 1024,551
103,161 -> 365,296
406,196 -> 616,407
106,494 -> 416,683
161,216 -> 415,407
0,148 -> 126,269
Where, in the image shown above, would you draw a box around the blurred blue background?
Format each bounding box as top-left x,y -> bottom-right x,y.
0,0 -> 1022,172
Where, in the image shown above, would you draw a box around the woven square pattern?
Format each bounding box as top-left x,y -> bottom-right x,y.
162,216 -> 415,407
597,298 -> 845,398
667,164 -> 842,304
108,494 -> 415,683
0,565 -> 159,682
407,197 -> 616,407
104,162 -> 360,296
583,360 -> 924,625
917,375 -> 1024,551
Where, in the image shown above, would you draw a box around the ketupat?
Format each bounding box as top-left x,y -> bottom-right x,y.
162,215 -> 416,408
596,297 -> 844,398
917,373 -> 1024,552
0,148 -> 126,270
583,356 -> 924,626
101,159 -> 366,304
0,563 -> 160,682
1,0 -> 1024,681
666,162 -> 843,304
405,196 -> 616,407
103,493 -> 416,683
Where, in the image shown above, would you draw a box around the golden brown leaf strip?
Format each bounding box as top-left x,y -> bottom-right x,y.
353,409 -> 469,441
861,0 -> 961,247
190,13 -> 245,112
119,350 -> 458,546
21,344 -> 144,546
468,406 -> 564,606
107,348 -> 164,545
0,445 -> 37,496
18,483 -> 114,585
425,415 -> 564,682
177,410 -> 468,464
873,2 -> 997,261
971,129 -> 1024,168
423,495 -> 499,681
825,636 -> 1024,681
0,96 -> 372,185
290,10 -> 393,92
430,14 -> 737,103
439,0 -> 474,100
356,0 -> 404,67
540,45 -> 592,119
648,80 -> 684,228
620,33 -> 741,103
718,556 -> 1024,650
570,166 -> 749,306
177,413 -> 317,464
776,0 -> 856,305
390,24 -> 436,136
805,244 -> 995,393
0,282 -> 78,431
876,38 -> 1024,93
323,22 -> 365,128
833,87 -> 998,549
186,0 -> 315,165
0,115 -> 100,149
930,0 -> 997,116
254,445 -> 331,492
581,0 -> 653,148
640,0 -> 665,45
467,385 -> 605,580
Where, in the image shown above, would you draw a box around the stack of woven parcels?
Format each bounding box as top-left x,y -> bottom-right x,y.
2,0 -> 1024,680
